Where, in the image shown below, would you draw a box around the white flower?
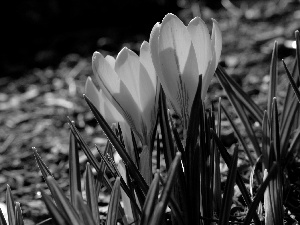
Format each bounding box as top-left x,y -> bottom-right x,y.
150,13 -> 222,129
92,41 -> 159,146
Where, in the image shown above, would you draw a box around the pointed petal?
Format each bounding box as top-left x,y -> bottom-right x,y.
85,77 -> 124,125
85,77 -> 101,113
105,55 -> 116,69
187,17 -> 212,77
140,41 -> 158,138
140,41 -> 156,90
201,19 -> 222,99
115,47 -> 141,108
201,49 -> 216,99
92,52 -> 120,97
158,13 -> 199,120
211,19 -> 222,69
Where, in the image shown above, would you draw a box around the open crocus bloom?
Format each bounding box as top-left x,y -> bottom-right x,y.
150,13 -> 222,129
92,41 -> 159,147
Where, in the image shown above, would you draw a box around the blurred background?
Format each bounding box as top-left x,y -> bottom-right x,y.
1,0 -> 225,78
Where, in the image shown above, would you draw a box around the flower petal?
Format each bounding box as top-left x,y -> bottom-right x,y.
115,47 -> 141,109
85,77 -> 101,113
187,17 -> 212,78
140,41 -> 156,90
140,41 -> 159,138
158,13 -> 199,122
201,19 -> 222,99
105,55 -> 116,69
211,19 -> 222,70
92,51 -> 143,141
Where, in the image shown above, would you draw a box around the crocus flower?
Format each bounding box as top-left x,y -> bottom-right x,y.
92,41 -> 159,147
150,13 -> 222,129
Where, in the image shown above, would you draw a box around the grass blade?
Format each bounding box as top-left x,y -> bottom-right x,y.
46,176 -> 81,225
140,172 -> 159,225
15,203 -> 24,225
282,59 -> 300,104
271,98 -> 280,163
6,185 -> 15,225
75,192 -> 97,225
41,190 -> 68,225
219,145 -> 238,225
106,177 -> 121,225
267,41 -> 278,119
69,129 -> 81,207
262,111 -> 270,170
33,147 -> 53,179
85,163 -> 100,225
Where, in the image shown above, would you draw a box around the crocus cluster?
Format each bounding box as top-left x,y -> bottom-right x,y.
85,13 -> 222,146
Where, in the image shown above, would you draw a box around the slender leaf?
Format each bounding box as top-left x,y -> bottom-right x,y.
140,145 -> 152,185
106,177 -> 121,225
85,163 -> 100,225
282,59 -> 300,104
41,190 -> 68,225
219,145 -> 238,225
46,176 -> 81,225
267,41 -> 278,119
6,185 -> 15,225
75,192 -> 97,225
140,172 -> 159,225
15,203 -> 24,225
262,111 -> 270,170
271,98 -> 280,163
295,30 -> 300,75
69,129 -> 81,207
33,147 -> 53,179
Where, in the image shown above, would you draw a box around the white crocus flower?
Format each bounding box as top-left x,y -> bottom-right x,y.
150,13 -> 222,130
92,42 -> 159,147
